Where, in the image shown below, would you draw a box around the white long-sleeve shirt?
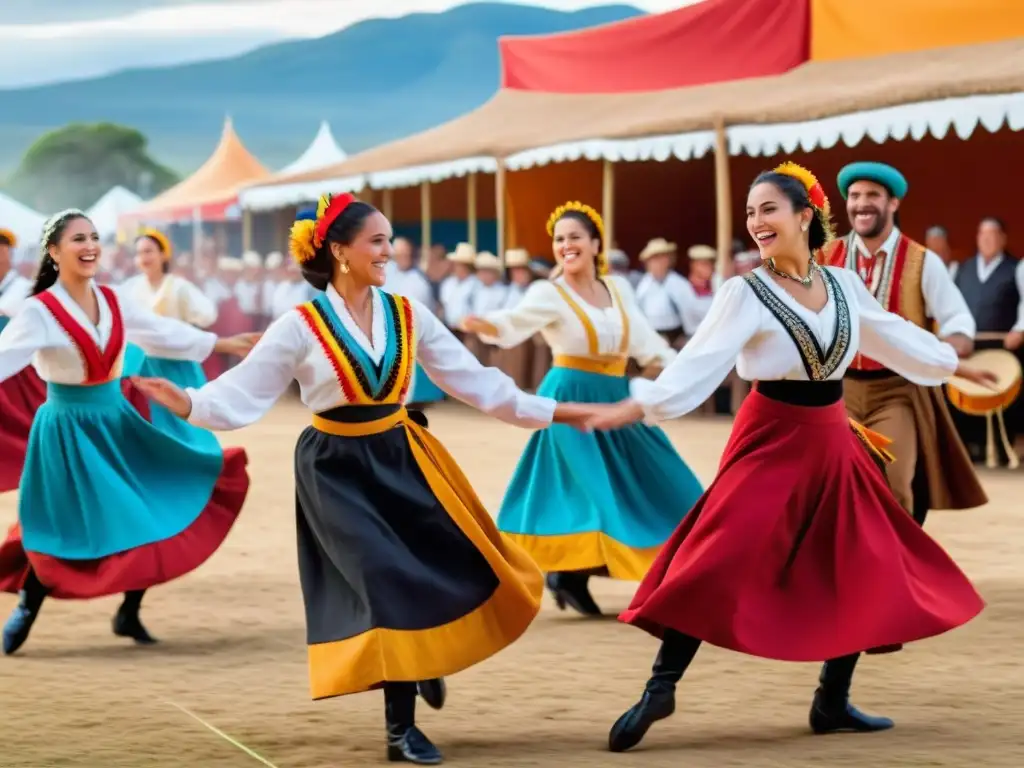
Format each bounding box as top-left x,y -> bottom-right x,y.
119,274 -> 218,328
185,284 -> 555,431
635,271 -> 716,336
0,281 -> 217,384
439,274 -> 479,329
631,266 -> 959,423
0,270 -> 32,319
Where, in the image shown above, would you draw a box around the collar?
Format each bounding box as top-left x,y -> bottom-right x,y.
853,227 -> 901,258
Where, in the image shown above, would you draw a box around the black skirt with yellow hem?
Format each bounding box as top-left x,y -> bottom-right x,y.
296,403 -> 544,700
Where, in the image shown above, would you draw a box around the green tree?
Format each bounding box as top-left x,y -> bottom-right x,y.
4,123 -> 179,213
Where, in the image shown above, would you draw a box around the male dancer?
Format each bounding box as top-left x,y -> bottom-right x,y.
819,162 -> 987,527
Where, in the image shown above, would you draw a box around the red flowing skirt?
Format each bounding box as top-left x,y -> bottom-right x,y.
0,447 -> 248,599
0,368 -> 47,492
619,389 -> 984,661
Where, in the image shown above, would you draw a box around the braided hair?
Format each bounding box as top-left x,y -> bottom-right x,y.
32,209 -> 90,296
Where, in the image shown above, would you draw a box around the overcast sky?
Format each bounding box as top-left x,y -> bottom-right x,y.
0,0 -> 690,88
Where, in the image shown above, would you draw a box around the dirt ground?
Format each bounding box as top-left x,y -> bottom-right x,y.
1,398 -> 1021,768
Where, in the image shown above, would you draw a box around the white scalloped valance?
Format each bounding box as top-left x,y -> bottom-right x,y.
504,132 -> 716,170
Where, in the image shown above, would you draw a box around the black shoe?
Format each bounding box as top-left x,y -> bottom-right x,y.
608,689 -> 676,753
809,689 -> 894,734
387,725 -> 444,764
113,606 -> 158,645
2,597 -> 42,656
417,678 -> 446,710
546,572 -> 601,616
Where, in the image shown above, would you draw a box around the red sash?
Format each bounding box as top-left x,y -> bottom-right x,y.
36,286 -> 125,384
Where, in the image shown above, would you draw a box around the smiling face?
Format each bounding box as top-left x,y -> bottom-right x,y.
328,210 -> 393,287
50,216 -> 100,281
134,235 -> 165,277
553,215 -> 600,278
846,180 -> 898,240
746,181 -> 812,261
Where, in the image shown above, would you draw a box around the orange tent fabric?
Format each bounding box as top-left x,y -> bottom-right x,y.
499,0 -> 810,93
129,118 -> 269,222
811,0 -> 1024,61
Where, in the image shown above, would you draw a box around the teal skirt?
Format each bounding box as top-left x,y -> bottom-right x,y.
0,379 -> 249,599
138,355 -> 220,451
408,362 -> 445,404
496,366 -> 704,581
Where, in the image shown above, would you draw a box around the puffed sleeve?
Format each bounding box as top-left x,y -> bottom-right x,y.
839,268 -> 958,386
478,280 -> 562,349
629,277 -> 758,423
120,291 -> 218,362
186,311 -> 306,430
179,278 -> 219,328
413,298 -> 555,428
0,300 -> 54,382
614,275 -> 675,368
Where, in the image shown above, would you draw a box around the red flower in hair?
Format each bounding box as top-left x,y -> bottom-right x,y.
808,183 -> 827,211
313,193 -> 356,248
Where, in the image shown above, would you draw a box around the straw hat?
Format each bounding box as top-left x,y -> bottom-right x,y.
217,256 -> 243,272
265,251 -> 284,269
241,250 -> 262,268
639,238 -> 677,262
446,242 -> 477,265
687,244 -> 717,261
504,248 -> 531,269
474,251 -> 502,271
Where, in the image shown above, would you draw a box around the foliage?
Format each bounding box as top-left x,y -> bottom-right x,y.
3,123 -> 179,213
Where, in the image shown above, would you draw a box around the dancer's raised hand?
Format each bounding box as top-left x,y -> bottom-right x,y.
130,376 -> 192,418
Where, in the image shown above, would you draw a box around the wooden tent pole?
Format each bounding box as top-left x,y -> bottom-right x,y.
242,208 -> 253,254
713,116 -> 733,278
382,188 -> 394,221
420,180 -> 432,270
495,161 -> 507,257
602,159 -> 615,253
467,172 -> 478,249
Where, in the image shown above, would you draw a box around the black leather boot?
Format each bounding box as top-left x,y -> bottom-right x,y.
417,678 -> 446,710
809,653 -> 894,734
385,682 -> 443,765
112,590 -> 157,644
608,630 -> 701,752
2,569 -> 48,656
546,571 -> 601,616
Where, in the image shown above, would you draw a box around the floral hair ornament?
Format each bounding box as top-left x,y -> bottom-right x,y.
773,161 -> 836,246
546,201 -> 608,275
0,228 -> 16,247
139,228 -> 172,260
288,193 -> 357,265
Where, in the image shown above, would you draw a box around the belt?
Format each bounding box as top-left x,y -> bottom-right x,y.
312,404 -> 408,437
552,354 -> 627,377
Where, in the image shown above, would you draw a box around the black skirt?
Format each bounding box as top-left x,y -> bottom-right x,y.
295,403 -> 543,699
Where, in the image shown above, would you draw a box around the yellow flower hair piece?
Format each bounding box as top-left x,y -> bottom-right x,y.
0,228 -> 16,247
546,201 -> 608,275
773,161 -> 836,248
140,228 -> 172,260
289,218 -> 318,265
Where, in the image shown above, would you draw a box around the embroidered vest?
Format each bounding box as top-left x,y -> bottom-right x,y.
820,232 -> 927,372
742,268 -> 852,381
298,291 -> 416,406
36,286 -> 127,384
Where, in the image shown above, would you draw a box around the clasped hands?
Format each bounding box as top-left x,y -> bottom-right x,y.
553,400 -> 646,432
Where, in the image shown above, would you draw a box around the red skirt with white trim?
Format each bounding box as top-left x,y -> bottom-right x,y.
619,387 -> 984,661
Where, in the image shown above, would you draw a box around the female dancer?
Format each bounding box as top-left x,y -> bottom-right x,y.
0,209 -> 255,655
578,164 -> 989,751
461,203 -> 704,616
0,226 -> 47,492
132,194 -> 589,765
120,228 -> 219,446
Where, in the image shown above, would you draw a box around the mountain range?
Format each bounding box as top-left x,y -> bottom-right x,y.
0,3 -> 643,175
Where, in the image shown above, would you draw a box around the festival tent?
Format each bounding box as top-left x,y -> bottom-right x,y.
87,186 -> 144,241
240,121 -> 347,212
123,117 -> 269,225
0,192 -> 46,257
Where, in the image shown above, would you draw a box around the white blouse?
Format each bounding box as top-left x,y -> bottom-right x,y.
120,274 -> 218,328
439,274 -> 479,328
0,271 -> 32,318
0,281 -> 217,384
631,266 -> 960,423
384,268 -> 434,308
471,283 -> 509,316
185,284 -> 556,431
480,274 -> 675,368
233,279 -> 263,315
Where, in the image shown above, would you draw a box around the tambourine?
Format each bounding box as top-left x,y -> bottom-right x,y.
946,348 -> 1022,469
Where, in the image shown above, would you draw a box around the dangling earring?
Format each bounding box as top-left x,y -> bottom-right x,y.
801,223 -> 809,232
53,260 -> 60,272
338,262 -> 350,275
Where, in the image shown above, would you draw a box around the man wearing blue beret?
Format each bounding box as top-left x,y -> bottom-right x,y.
819,161 -> 986,534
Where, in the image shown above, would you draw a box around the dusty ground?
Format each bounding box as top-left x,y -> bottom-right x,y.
1,398 -> 1021,768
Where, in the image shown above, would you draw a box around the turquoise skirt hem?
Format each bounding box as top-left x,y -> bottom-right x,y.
496,367 -> 703,549
19,380 -> 225,560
